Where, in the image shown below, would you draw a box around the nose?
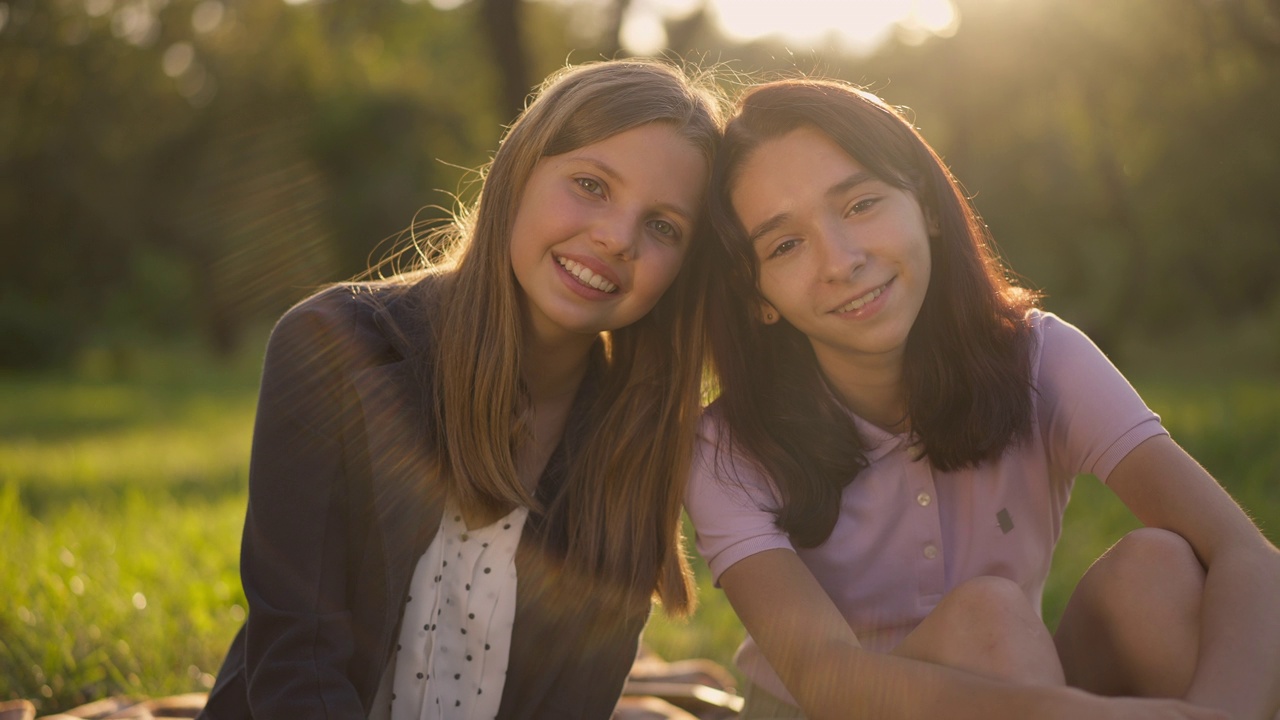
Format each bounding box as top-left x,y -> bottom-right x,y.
591,209 -> 639,259
815,220 -> 866,283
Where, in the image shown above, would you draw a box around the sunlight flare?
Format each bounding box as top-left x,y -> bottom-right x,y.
620,0 -> 959,55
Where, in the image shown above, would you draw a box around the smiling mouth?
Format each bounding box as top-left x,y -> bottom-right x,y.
833,283 -> 886,314
557,257 -> 618,293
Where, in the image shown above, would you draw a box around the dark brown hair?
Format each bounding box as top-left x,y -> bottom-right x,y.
707,78 -> 1037,547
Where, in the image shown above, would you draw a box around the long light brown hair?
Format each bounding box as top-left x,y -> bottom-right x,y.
708,78 -> 1037,547
385,60 -> 722,614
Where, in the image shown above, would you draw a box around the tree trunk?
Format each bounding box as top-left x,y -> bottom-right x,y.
479,0 -> 530,119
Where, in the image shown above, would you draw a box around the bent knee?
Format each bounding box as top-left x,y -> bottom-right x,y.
940,576 -> 1037,620
1090,528 -> 1205,601
1057,530 -> 1205,697
903,576 -> 1063,685
1066,528 -> 1205,644
1107,528 -> 1201,570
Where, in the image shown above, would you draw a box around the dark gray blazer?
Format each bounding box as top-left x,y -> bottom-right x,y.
200,281 -> 649,719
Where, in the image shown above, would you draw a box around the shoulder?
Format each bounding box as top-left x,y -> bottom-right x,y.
1024,309 -> 1106,384
690,403 -> 781,508
1025,308 -> 1083,342
696,400 -> 730,444
252,278 -> 446,458
687,404 -> 793,582
1024,308 -> 1075,354
1027,309 -> 1165,471
268,277 -> 437,369
694,400 -> 754,473
274,284 -> 372,335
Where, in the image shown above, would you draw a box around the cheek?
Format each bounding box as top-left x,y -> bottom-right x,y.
631,247 -> 689,312
654,241 -> 691,280
908,244 -> 934,310
754,273 -> 789,316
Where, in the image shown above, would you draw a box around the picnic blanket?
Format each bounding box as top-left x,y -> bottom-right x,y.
1,646 -> 742,720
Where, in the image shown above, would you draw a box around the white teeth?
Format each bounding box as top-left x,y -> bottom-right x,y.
557,257 -> 618,293
836,285 -> 884,313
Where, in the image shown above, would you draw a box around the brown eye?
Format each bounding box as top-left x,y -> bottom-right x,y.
769,238 -> 799,258
575,177 -> 604,196
650,219 -> 677,238
846,197 -> 880,216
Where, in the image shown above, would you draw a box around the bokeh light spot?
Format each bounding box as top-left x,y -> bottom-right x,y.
162,42 -> 195,78
84,0 -> 114,18
192,0 -> 225,33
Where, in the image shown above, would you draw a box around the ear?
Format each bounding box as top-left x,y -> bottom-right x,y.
758,299 -> 780,325
924,205 -> 941,237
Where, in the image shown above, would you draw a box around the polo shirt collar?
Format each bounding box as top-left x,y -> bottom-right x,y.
818,374 -> 910,465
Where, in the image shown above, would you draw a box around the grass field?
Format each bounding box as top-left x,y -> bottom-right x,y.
2,336 -> 1278,714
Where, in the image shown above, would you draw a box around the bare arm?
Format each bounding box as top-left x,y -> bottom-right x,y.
1107,434 -> 1280,720
719,548 -> 1231,720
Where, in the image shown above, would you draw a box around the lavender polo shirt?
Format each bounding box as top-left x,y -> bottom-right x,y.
685,311 -> 1168,704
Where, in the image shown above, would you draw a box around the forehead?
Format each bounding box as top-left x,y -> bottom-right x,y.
730,126 -> 868,224
552,123 -> 709,210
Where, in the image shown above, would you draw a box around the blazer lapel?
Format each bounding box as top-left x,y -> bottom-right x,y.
354,283 -> 448,635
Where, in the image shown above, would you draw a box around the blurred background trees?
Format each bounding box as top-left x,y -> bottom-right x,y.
2,0 -> 1278,371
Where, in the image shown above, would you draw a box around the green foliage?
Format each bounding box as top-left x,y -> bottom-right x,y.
6,0 -> 1279,369
0,0 -> 585,363
874,0 -> 1280,348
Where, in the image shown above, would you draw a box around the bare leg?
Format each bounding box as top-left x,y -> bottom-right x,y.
894,575 -> 1066,686
1054,527 -> 1205,698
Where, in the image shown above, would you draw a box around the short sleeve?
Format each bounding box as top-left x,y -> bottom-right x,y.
1034,312 -> 1168,484
684,413 -> 795,584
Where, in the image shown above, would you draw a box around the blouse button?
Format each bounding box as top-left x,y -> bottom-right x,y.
923,543 -> 939,560
916,492 -> 932,507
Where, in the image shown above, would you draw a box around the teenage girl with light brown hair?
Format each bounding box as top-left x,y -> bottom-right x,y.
200,59 -> 722,719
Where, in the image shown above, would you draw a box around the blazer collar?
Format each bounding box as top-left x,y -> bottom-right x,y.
369,277 -> 437,367
350,279 -> 448,612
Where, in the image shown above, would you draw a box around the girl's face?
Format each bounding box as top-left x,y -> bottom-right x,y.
731,125 -> 933,373
509,123 -> 707,344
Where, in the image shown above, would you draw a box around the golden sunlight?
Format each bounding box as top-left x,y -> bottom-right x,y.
621,0 -> 960,56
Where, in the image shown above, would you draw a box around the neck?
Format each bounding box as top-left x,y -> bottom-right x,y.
521,325 -> 594,406
813,346 -> 909,434
514,318 -> 594,498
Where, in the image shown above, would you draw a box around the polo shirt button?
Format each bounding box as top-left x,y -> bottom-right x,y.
923,543 -> 939,560
916,491 -> 932,507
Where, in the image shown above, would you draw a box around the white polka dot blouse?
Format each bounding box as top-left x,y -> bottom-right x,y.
370,503 -> 528,720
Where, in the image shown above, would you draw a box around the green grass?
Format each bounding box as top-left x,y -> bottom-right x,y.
3,339 -> 1278,712
1,340 -> 261,712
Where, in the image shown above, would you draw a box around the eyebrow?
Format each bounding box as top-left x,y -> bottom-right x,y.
577,156 -> 622,182
745,170 -> 877,245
